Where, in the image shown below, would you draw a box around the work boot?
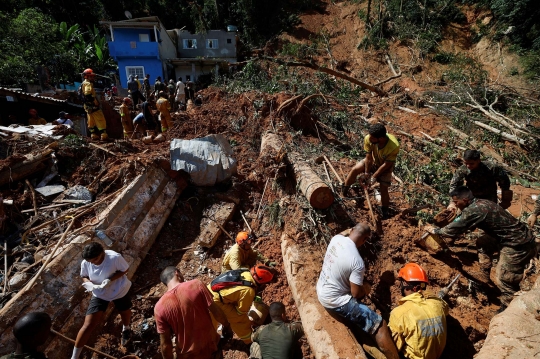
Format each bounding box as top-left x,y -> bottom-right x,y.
341,184 -> 350,197
90,132 -> 100,140
380,206 -> 390,219
143,130 -> 155,144
153,133 -> 165,143
100,131 -> 108,141
121,329 -> 132,346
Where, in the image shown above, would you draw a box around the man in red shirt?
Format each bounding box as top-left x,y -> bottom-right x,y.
154,266 -> 232,359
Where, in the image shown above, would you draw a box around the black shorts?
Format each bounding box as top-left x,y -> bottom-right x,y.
86,291 -> 132,315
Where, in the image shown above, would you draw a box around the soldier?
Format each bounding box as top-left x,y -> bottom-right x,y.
426,186 -> 537,311
449,149 -> 512,208
527,195 -> 540,228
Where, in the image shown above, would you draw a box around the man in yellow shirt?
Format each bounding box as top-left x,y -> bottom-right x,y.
389,263 -> 448,359
28,109 -> 47,125
343,123 -> 400,218
222,232 -> 258,273
208,265 -> 274,344
118,98 -> 133,139
156,91 -> 173,133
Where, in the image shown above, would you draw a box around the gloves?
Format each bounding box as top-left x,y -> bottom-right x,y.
424,225 -> 439,234
101,279 -> 111,288
527,214 -> 538,228
447,201 -> 457,210
82,282 -> 95,292
500,190 -> 513,209
221,324 -> 233,340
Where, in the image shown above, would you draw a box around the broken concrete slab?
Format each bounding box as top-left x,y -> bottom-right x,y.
170,134 -> 237,186
0,164 -> 182,357
198,201 -> 237,248
35,185 -> 65,197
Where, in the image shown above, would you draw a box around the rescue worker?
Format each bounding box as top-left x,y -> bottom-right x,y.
175,77 -> 186,109
0,312 -> 52,359
28,109 -> 46,125
81,68 -> 108,140
449,149 -> 512,208
141,101 -> 159,143
527,195 -> 540,228
143,74 -> 151,99
208,265 -> 274,344
388,263 -> 449,359
127,75 -> 145,110
343,123 -> 400,219
155,267 -> 232,359
156,91 -> 173,133
154,76 -> 165,96
317,223 -> 399,359
134,75 -> 142,90
119,98 -> 134,139
222,232 -> 259,273
250,301 -> 304,359
426,186 -> 537,311
167,79 -> 176,110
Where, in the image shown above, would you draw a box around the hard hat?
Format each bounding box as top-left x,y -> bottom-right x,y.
83,68 -> 94,76
398,263 -> 429,283
236,231 -> 251,245
123,97 -> 131,104
29,109 -> 37,115
169,79 -> 174,84
251,265 -> 274,284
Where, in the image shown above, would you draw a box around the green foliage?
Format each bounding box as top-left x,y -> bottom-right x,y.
60,134 -> 87,149
267,200 -> 284,228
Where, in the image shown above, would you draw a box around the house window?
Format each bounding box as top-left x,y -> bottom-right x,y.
183,39 -> 197,49
126,66 -> 145,81
206,39 -> 218,49
139,34 -> 150,42
227,39 -> 232,44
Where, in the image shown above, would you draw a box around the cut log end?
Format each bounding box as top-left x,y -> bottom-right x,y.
308,186 -> 335,209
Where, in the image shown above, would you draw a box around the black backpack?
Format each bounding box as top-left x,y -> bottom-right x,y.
210,269 -> 255,302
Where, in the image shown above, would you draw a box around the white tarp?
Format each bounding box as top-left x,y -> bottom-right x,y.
170,134 -> 237,186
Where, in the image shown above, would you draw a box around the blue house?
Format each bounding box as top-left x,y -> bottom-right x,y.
101,16 -> 177,90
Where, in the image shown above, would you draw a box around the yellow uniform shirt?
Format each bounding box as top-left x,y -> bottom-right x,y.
156,98 -> 171,114
28,117 -> 46,125
208,271 -> 256,315
221,244 -> 258,273
364,133 -> 400,167
389,291 -> 449,359
81,79 -> 96,97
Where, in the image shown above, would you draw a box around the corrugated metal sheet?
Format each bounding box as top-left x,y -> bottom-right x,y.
0,87 -> 83,107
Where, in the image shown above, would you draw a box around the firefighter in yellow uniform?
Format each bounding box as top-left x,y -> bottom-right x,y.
28,109 -> 47,125
156,91 -> 173,132
82,68 -> 108,140
389,263 -> 449,359
207,265 -> 274,344
222,232 -> 259,273
119,97 -> 133,139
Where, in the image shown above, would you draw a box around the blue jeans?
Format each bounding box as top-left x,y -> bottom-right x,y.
329,297 -> 382,335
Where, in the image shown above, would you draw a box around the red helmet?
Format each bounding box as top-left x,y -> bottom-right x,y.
29,109 -> 37,115
236,231 -> 251,245
250,265 -> 274,284
398,263 -> 429,283
83,68 -> 94,77
123,97 -> 132,104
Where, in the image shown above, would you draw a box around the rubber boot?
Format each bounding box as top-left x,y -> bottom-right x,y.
153,133 -> 165,143
100,131 -> 108,141
90,131 -> 100,140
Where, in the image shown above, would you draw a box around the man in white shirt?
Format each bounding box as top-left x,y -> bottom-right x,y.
71,242 -> 132,359
54,111 -> 74,128
175,77 -> 186,109
317,223 -> 399,359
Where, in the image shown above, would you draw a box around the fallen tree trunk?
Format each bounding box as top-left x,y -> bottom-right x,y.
475,275 -> 540,359
288,152 -> 334,209
259,56 -> 387,96
0,148 -> 53,186
281,233 -> 367,359
473,121 -> 528,146
260,133 -> 284,159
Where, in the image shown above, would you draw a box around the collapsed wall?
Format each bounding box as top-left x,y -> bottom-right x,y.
0,165 -> 182,356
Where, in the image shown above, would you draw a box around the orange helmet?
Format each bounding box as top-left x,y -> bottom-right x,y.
29,109 -> 37,115
83,68 -> 94,77
123,97 -> 132,104
398,263 -> 429,283
251,265 -> 274,284
236,231 -> 251,245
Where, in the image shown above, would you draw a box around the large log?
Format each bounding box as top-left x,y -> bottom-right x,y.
288,152 -> 334,209
260,132 -> 284,157
0,148 -> 53,186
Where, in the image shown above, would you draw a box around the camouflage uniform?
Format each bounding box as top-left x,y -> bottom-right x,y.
449,161 -> 510,203
534,196 -> 540,216
435,199 -> 536,306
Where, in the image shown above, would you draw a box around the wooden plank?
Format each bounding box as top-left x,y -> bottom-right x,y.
198,201 -> 237,248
